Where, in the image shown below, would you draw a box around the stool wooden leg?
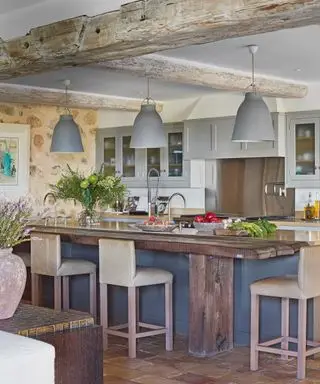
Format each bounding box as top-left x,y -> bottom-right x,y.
136,287 -> 140,332
128,286 -> 137,358
281,298 -> 290,360
165,282 -> 173,351
297,299 -> 307,380
100,283 -> 108,350
54,276 -> 62,311
31,273 -> 40,306
250,293 -> 259,371
89,272 -> 97,320
62,276 -> 70,310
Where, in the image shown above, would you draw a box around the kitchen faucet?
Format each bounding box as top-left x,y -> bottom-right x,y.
43,192 -> 57,205
167,193 -> 186,222
147,168 -> 160,217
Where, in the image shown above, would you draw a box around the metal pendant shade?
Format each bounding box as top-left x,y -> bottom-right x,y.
232,45 -> 275,143
130,78 -> 166,148
130,104 -> 166,148
50,115 -> 84,152
50,79 -> 84,152
232,92 -> 274,142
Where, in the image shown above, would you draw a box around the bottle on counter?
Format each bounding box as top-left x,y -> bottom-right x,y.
314,192 -> 320,220
304,192 -> 315,220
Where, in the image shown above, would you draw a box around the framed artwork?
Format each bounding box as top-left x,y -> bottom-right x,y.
0,124 -> 30,198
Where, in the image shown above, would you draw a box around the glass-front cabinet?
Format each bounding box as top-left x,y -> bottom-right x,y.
96,123 -> 188,187
286,115 -> 320,187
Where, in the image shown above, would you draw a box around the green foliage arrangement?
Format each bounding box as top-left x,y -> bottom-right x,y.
50,165 -> 126,215
0,196 -> 33,248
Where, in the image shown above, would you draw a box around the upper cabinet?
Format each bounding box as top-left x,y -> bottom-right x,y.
184,113 -> 285,160
286,112 -> 320,188
96,123 -> 190,188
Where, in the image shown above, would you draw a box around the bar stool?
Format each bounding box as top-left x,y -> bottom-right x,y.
250,246 -> 320,380
99,238 -> 173,358
31,232 -> 97,319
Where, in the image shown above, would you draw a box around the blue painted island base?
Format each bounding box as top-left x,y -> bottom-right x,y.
39,244 -> 311,348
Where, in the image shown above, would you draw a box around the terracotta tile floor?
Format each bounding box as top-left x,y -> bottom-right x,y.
103,336 -> 320,384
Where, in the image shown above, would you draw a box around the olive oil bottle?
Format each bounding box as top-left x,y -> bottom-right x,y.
304,192 -> 315,220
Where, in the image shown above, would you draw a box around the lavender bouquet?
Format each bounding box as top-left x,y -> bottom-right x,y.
0,196 -> 33,249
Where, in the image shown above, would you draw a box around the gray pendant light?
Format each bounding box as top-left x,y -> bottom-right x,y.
232,45 -> 275,143
50,80 -> 84,152
130,78 -> 166,148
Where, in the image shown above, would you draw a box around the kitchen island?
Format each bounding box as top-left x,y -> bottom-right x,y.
27,221 -> 318,357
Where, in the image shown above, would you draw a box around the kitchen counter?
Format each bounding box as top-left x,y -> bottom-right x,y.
28,221 -> 317,357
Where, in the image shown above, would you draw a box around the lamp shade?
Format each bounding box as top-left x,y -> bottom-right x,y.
232,92 -> 275,142
50,115 -> 84,152
130,104 -> 166,148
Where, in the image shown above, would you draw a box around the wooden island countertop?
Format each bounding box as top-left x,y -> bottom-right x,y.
29,221 -> 313,259
28,221 -> 317,358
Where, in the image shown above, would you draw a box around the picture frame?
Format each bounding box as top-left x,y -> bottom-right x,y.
0,124 -> 30,198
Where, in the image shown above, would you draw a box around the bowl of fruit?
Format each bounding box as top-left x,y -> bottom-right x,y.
193,212 -> 224,232
135,216 -> 178,232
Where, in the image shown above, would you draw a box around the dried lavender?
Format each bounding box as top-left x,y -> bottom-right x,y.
0,196 -> 33,248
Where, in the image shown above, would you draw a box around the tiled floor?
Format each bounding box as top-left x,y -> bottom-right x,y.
103,336 -> 320,384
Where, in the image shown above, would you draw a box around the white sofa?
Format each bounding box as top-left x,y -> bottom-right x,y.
0,331 -> 55,384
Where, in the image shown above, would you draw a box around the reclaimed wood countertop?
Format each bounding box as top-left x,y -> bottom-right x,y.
28,221 -> 314,260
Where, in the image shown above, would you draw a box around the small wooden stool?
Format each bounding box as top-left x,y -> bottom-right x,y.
31,232 -> 97,319
99,238 -> 173,358
250,246 -> 320,380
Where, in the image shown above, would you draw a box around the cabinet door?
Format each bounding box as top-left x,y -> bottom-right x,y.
184,120 -> 217,159
215,117 -> 242,159
102,136 -> 118,176
167,131 -> 183,177
121,135 -> 136,177
287,118 -> 320,185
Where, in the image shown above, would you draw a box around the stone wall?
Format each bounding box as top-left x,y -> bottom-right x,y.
0,103 -> 97,216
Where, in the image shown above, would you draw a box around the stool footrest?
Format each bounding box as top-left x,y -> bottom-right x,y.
257,336 -> 320,358
106,322 -> 166,340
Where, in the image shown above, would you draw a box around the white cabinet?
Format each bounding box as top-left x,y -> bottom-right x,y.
96,124 -> 190,187
184,120 -> 218,159
286,113 -> 320,188
184,113 -> 286,160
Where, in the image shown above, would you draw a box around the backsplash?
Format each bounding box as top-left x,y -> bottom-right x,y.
295,188 -> 320,210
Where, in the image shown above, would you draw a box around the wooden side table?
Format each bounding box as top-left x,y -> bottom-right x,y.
0,304 -> 103,384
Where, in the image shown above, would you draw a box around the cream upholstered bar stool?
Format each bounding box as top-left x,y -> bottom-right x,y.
31,232 -> 97,319
99,238 -> 173,358
250,245 -> 320,380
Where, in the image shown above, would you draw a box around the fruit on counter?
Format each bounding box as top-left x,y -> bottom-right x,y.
227,219 -> 277,237
194,212 -> 222,223
143,216 -> 174,226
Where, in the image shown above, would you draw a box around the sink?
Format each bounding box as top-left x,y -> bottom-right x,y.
102,217 -> 145,224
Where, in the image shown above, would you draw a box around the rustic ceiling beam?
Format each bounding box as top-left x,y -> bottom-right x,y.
1,0 -> 320,80
0,83 -> 157,111
95,54 -> 308,98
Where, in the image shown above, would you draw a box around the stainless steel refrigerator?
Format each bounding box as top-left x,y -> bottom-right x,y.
209,157 -> 295,218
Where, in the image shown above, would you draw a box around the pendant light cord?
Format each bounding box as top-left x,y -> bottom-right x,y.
64,79 -> 71,115
142,77 -> 156,105
251,51 -> 255,92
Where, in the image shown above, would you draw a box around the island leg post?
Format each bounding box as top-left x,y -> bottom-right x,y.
189,254 -> 234,357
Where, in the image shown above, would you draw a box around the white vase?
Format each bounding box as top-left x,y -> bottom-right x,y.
0,248 -> 27,319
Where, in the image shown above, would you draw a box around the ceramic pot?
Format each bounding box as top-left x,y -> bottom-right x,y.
0,248 -> 27,319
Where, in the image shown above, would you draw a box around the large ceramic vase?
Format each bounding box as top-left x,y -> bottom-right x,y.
0,248 -> 27,319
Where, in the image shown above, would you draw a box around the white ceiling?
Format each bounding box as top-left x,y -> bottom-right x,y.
6,67 -> 218,100
162,25 -> 320,82
1,0 -> 320,101
0,0 -> 46,15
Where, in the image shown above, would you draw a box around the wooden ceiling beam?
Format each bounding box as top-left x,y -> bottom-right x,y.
95,54 -> 308,98
0,83 -> 156,111
0,0 -> 320,79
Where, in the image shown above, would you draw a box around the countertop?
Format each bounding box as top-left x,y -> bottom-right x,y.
29,220 -> 314,260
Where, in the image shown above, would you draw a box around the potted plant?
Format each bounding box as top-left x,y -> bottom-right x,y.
50,165 -> 126,225
0,196 -> 33,319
